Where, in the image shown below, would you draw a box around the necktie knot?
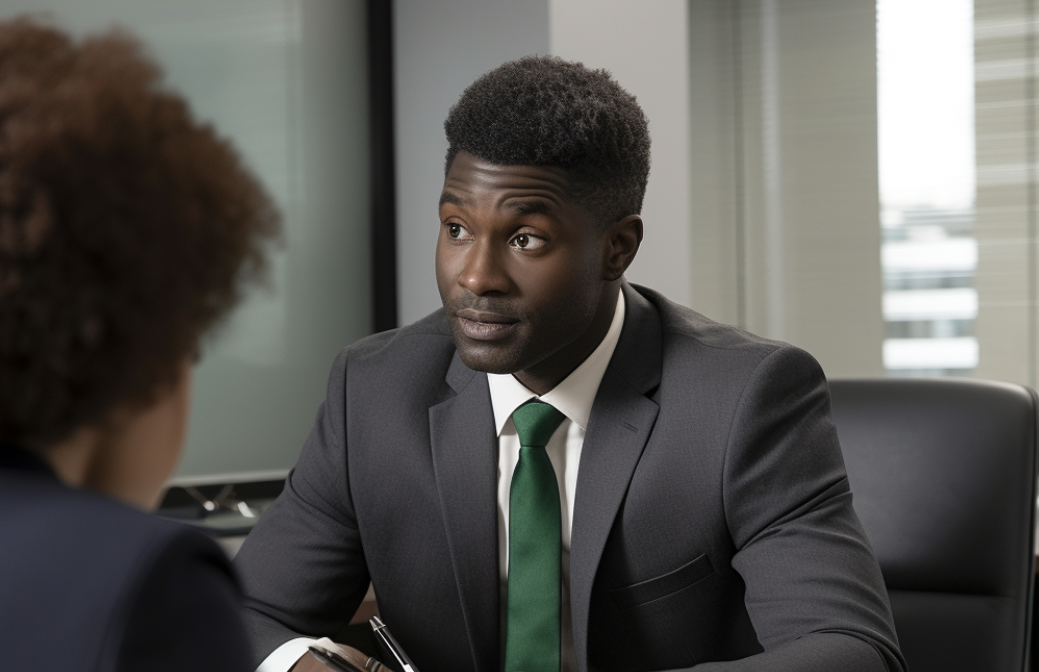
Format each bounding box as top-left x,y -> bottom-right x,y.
512,400 -> 566,448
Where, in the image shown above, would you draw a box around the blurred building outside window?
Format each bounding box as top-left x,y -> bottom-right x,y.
879,0 -> 1039,386
878,0 -> 979,377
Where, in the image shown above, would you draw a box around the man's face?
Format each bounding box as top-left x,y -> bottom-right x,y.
436,151 -> 613,389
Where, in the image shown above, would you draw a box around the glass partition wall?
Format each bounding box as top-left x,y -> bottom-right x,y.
0,0 -> 374,479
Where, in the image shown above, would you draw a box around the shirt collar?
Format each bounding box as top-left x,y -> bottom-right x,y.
487,290 -> 626,435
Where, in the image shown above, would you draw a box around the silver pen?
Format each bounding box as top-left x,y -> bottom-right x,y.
369,615 -> 419,672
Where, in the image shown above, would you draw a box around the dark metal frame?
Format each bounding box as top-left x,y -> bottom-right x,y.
367,0 -> 398,332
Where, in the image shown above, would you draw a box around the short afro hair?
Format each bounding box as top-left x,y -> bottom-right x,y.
0,18 -> 280,449
444,55 -> 650,225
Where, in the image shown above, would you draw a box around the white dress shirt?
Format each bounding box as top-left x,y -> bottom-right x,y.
258,292 -> 625,672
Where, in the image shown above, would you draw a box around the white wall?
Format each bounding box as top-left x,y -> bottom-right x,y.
550,0 -> 694,308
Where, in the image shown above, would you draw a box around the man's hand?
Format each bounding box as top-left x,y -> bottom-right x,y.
288,652 -> 327,672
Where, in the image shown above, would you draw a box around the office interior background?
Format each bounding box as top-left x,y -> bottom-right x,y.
4,0 -> 1036,484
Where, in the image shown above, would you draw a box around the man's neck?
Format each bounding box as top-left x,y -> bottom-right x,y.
512,286 -> 623,396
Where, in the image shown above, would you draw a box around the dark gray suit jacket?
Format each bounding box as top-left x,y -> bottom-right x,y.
235,283 -> 904,672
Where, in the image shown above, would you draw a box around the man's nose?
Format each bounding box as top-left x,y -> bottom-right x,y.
459,242 -> 511,295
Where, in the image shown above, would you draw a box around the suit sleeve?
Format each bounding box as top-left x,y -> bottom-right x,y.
234,347 -> 371,667
113,528 -> 253,672
697,346 -> 905,671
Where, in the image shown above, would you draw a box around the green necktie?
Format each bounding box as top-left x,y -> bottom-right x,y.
505,400 -> 566,672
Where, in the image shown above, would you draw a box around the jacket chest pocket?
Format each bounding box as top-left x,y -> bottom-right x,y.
610,553 -> 715,609
589,553 -> 761,672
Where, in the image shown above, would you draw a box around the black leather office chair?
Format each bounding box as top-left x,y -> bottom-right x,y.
829,378 -> 1038,672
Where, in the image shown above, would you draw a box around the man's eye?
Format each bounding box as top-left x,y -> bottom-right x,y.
448,223 -> 463,238
511,233 -> 545,250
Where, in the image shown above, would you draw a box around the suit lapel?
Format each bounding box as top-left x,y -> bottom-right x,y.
429,353 -> 500,672
570,284 -> 662,672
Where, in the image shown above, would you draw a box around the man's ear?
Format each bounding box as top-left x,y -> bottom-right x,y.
602,215 -> 643,281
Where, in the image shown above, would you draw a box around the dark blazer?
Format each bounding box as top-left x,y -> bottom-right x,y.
236,283 -> 905,672
0,446 -> 253,672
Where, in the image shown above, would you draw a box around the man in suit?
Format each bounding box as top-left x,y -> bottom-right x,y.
236,56 -> 904,672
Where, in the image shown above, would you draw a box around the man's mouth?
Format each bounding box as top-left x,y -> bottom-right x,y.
454,308 -> 519,341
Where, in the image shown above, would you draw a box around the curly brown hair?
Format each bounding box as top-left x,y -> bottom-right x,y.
0,18 -> 280,449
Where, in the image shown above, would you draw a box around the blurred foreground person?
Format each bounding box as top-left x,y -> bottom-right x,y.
0,17 -> 279,671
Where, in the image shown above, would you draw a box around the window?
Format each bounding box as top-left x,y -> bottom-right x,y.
688,0 -> 1038,386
